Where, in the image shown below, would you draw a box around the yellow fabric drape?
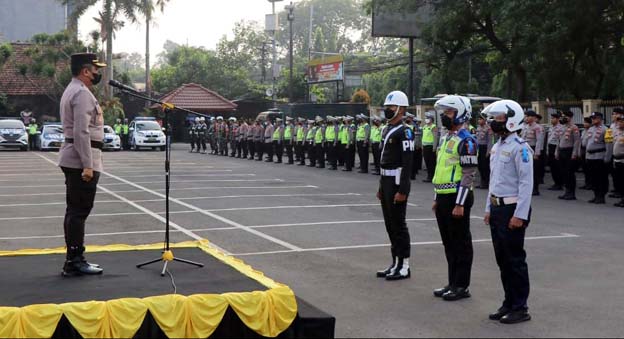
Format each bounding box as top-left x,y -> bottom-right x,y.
0,241 -> 297,338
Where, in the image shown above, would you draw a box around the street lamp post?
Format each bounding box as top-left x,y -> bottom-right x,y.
286,3 -> 295,103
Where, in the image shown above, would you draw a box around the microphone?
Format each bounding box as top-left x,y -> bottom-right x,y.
108,80 -> 137,93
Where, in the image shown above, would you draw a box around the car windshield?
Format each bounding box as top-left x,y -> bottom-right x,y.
43,126 -> 63,135
136,121 -> 161,131
103,126 -> 114,134
0,120 -> 25,129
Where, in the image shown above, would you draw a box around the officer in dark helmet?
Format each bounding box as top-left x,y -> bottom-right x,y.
376,90 -> 414,281
58,53 -> 106,276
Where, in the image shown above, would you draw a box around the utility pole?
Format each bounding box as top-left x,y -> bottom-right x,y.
408,38 -> 414,107
286,2 -> 295,103
260,43 -> 267,84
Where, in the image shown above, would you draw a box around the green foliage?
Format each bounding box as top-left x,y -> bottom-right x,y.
0,92 -> 10,115
0,43 -> 12,64
351,88 -> 371,104
100,97 -> 125,125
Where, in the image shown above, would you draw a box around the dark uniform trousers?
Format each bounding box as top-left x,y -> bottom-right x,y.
587,159 -> 609,198
337,143 -> 345,166
478,145 -> 490,187
307,142 -> 316,166
315,143 -> 325,168
189,133 -> 196,151
371,143 -> 381,172
242,139 -> 249,158
266,141 -> 275,161
423,145 -> 437,180
285,140 -> 294,164
435,192 -> 474,289
614,162 -> 624,196
122,133 -> 129,150
274,141 -> 283,162
413,147 -> 422,177
559,148 -> 578,194
198,133 -> 207,152
581,147 -> 590,187
325,142 -> 336,168
530,146 -> 543,192
547,144 -> 563,187
248,139 -> 255,159
379,176 -> 410,259
296,141 -> 304,164
490,203 -> 531,311
62,167 -> 100,252
255,141 -> 263,160
345,144 -> 356,170
357,141 -> 369,172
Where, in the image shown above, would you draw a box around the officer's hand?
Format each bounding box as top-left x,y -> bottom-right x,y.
376,191 -> 382,201
82,168 -> 94,182
432,201 -> 437,212
394,193 -> 407,204
452,205 -> 464,218
484,213 -> 490,225
508,217 -> 525,229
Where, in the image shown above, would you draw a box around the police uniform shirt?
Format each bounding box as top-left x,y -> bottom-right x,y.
476,124 -> 495,153
547,123 -> 565,146
585,124 -> 609,161
264,123 -> 274,143
521,122 -> 544,156
380,123 -> 414,195
486,133 -> 534,220
58,78 -> 104,172
607,126 -> 624,162
555,122 -> 581,158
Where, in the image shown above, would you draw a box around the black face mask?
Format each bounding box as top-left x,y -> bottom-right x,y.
89,70 -> 102,85
384,107 -> 398,121
490,120 -> 507,134
441,115 -> 453,129
560,117 -> 569,124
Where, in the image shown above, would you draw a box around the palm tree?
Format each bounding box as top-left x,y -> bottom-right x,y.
142,0 -> 169,103
62,0 -> 144,99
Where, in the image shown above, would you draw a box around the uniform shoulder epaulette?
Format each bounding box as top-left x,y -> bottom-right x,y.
514,137 -> 527,145
457,129 -> 472,140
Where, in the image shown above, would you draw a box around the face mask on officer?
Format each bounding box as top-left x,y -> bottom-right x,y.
488,114 -> 508,134
440,111 -> 455,130
560,117 -> 569,124
84,67 -> 102,86
383,106 -> 400,121
425,118 -> 432,124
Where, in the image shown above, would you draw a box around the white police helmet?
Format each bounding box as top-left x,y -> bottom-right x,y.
195,117 -> 200,123
482,99 -> 525,132
434,95 -> 472,124
383,91 -> 409,107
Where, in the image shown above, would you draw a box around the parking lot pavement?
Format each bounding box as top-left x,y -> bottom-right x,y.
1,145 -> 623,337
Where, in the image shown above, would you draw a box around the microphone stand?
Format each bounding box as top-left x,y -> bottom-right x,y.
111,84 -> 205,276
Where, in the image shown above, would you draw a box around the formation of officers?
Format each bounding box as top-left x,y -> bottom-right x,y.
185,105 -> 624,208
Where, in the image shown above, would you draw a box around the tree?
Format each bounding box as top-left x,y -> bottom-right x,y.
351,88 -> 371,104
142,0 -> 170,102
61,0 -> 145,99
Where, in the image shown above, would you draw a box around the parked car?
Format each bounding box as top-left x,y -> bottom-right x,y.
36,123 -> 64,151
255,108 -> 284,123
103,125 -> 122,151
0,118 -> 28,151
128,117 -> 166,151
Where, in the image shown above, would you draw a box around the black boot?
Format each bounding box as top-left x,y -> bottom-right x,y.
62,247 -> 103,277
500,310 -> 531,324
442,287 -> 471,301
433,286 -> 451,297
376,257 -> 396,278
615,199 -> 624,207
489,306 -> 512,320
385,258 -> 410,281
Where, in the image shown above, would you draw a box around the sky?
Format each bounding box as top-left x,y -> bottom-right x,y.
78,0 -> 292,65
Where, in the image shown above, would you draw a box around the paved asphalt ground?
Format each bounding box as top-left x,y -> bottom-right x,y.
1,144 -> 623,337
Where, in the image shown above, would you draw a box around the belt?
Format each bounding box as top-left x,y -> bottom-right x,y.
65,138 -> 103,150
587,148 -> 606,154
433,183 -> 459,191
614,155 -> 624,160
381,168 -> 401,176
490,195 -> 518,206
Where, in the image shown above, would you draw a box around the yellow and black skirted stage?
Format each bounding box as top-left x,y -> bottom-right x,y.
0,241 -> 335,338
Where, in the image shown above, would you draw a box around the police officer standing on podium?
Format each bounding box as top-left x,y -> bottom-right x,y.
58,53 -> 106,276
483,99 -> 533,324
375,91 -> 414,281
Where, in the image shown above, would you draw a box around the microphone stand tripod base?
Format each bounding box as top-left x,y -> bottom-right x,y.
137,250 -> 204,277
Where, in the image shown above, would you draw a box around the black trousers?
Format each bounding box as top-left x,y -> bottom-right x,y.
357,141 -> 369,172
490,203 -> 531,311
285,140 -> 294,163
198,135 -> 207,151
337,143 -> 345,166
307,142 -> 316,166
435,192 -> 474,289
548,144 -> 563,187
274,141 -> 283,162
62,167 -> 100,249
296,141 -> 305,164
614,162 -> 624,195
423,145 -> 437,180
248,139 -> 255,158
29,135 -> 37,150
559,148 -> 578,195
242,140 -> 249,158
530,146 -> 542,192
255,141 -> 263,160
413,147 -> 422,172
265,142 -> 274,160
344,144 -> 355,170
325,142 -> 336,168
379,176 -> 410,259
587,159 -> 609,198
478,144 -> 490,187
372,143 -> 381,172
189,136 -> 196,150
122,134 -> 129,150
315,143 -> 325,168
219,139 -> 227,155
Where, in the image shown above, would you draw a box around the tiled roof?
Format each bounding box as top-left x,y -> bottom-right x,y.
0,43 -> 65,96
154,83 -> 237,112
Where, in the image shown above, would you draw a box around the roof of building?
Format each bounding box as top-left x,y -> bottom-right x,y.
0,43 -> 65,96
153,83 -> 237,113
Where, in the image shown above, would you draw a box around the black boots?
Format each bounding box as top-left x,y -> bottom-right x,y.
385,258 -> 410,281
376,257 -> 396,278
442,287 -> 471,301
62,246 -> 103,277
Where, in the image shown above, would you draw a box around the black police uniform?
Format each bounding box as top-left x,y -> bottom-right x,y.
377,122 -> 414,279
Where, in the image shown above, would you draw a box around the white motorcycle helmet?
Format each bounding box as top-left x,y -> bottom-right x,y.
200,117 -> 205,122
383,90 -> 409,120
195,117 -> 200,123
482,100 -> 525,132
434,95 -> 472,124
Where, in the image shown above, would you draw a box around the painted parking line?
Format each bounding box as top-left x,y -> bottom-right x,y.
0,179 -> 285,189
232,233 -> 581,257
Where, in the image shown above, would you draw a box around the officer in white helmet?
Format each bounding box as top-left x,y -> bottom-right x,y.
431,95 -> 478,301
188,117 -> 199,153
483,99 -> 533,324
197,117 -> 207,154
375,90 -> 414,281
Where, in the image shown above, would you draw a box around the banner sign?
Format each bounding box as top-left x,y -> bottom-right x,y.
307,55 -> 344,84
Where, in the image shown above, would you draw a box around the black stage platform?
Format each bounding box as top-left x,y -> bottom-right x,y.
0,244 -> 335,338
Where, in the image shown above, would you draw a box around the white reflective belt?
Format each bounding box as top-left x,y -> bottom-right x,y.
381,167 -> 402,185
